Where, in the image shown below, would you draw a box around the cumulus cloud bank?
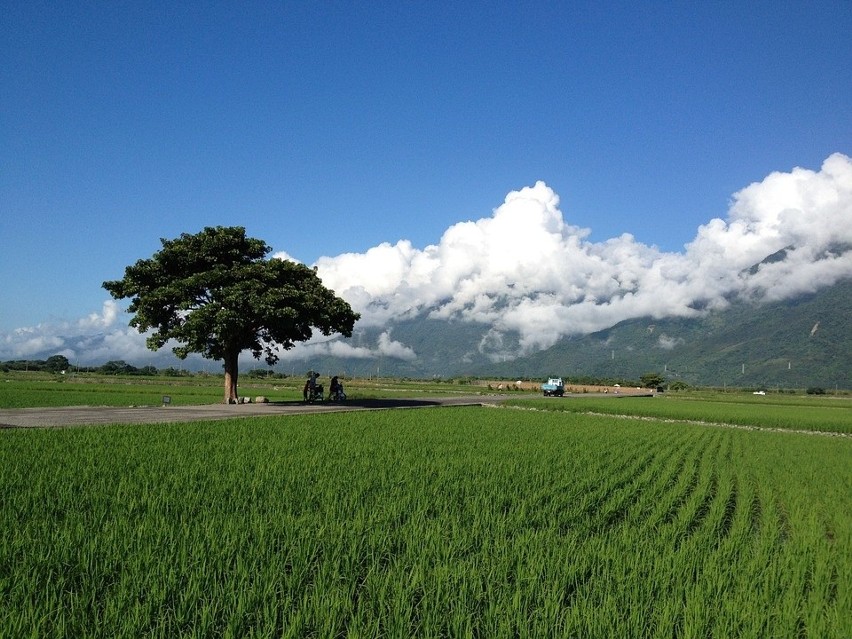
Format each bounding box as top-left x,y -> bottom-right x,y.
3,153 -> 851,365
0,301 -> 152,363
280,330 -> 417,363
311,153 -> 852,359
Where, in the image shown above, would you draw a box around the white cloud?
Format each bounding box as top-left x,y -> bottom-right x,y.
263,330 -> 417,364
270,250 -> 302,264
316,153 -> 852,355
3,153 -> 850,366
78,300 -> 122,331
0,300 -> 130,361
478,328 -> 514,362
376,331 -> 417,360
1,328 -> 64,359
657,335 -> 683,350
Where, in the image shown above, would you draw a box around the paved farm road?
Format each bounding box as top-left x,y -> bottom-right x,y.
0,396 -> 508,428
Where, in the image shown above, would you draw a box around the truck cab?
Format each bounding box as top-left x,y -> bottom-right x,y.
541,377 -> 565,397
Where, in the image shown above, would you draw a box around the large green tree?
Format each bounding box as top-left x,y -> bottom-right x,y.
639,372 -> 666,389
103,226 -> 359,403
44,354 -> 71,373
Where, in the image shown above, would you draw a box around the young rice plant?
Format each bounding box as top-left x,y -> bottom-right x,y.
1,407 -> 849,637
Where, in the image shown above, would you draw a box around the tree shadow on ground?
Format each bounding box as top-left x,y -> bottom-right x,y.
269,398 -> 443,409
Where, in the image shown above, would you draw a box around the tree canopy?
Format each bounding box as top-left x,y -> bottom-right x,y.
103,226 -> 360,402
45,355 -> 71,373
639,372 -> 666,389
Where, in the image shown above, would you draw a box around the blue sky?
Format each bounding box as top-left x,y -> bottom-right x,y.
1,1 -> 851,360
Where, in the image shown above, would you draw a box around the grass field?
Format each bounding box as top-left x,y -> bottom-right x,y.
0,373 -> 498,408
1,405 -> 849,637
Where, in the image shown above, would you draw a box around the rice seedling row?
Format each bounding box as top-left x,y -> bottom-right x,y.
511,395 -> 852,433
1,407 -> 849,637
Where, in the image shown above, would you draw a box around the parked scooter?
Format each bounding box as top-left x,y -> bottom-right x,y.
303,372 -> 324,402
329,376 -> 346,401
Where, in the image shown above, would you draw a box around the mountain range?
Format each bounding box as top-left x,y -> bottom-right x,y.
311,277 -> 851,389
9,267 -> 849,391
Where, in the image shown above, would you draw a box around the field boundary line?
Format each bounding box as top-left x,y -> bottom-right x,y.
491,403 -> 852,438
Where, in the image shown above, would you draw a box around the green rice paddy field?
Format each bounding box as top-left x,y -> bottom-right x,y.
1,401 -> 850,637
510,394 -> 852,434
0,374 -> 481,408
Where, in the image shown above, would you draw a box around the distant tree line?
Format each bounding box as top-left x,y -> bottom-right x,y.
1,355 -> 77,373
1,360 -> 658,387
0,355 -> 295,379
0,355 -> 165,375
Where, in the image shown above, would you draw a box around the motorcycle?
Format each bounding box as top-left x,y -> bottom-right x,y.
306,384 -> 324,402
329,385 -> 346,402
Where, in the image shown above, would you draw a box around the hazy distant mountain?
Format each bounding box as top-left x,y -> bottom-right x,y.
477,278 -> 852,389
11,273 -> 849,391
308,277 -> 851,389
4,156 -> 850,388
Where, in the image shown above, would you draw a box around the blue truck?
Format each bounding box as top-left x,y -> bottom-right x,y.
541,377 -> 565,397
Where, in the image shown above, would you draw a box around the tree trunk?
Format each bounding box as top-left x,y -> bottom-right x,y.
223,349 -> 239,404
